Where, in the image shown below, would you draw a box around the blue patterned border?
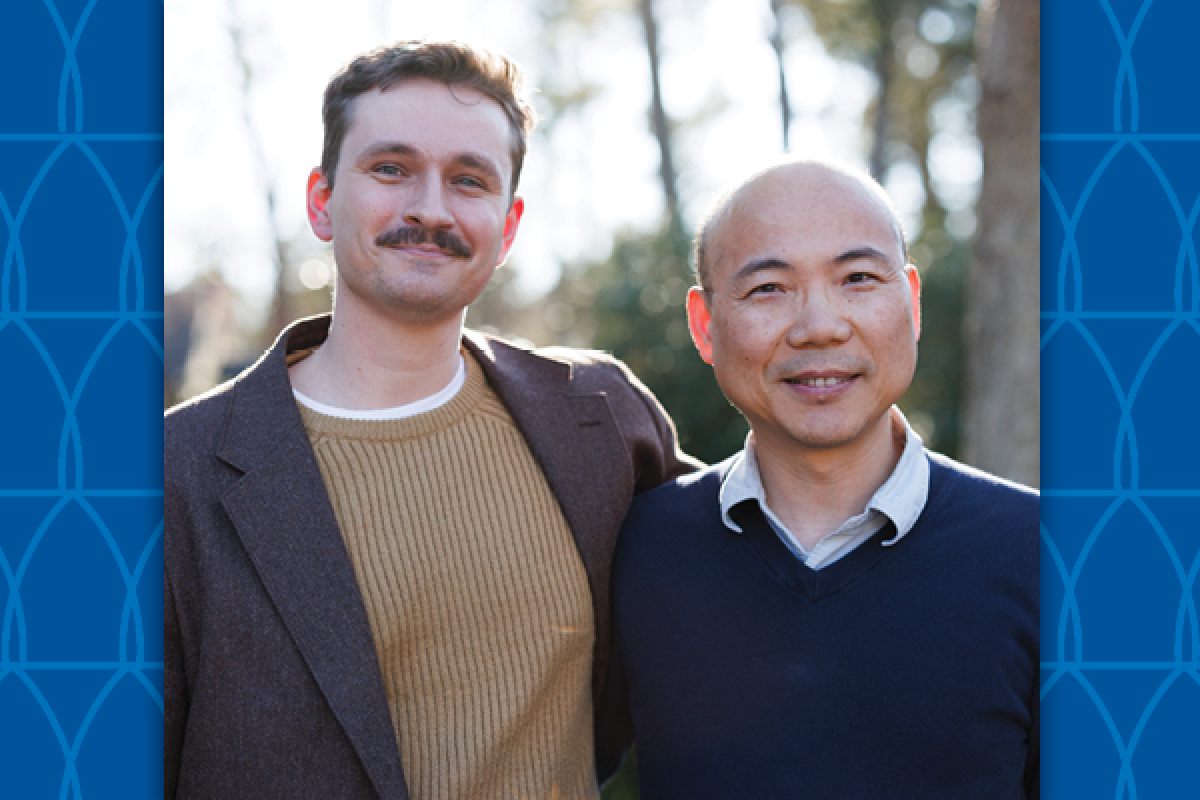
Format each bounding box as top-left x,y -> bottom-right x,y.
1041,0 -> 1200,796
4,0 -> 1199,796
1,0 -> 164,797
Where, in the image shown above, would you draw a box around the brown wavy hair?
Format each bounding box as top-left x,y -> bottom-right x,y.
320,40 -> 535,197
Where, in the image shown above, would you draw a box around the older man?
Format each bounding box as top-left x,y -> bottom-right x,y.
600,161 -> 1038,798
164,41 -> 696,800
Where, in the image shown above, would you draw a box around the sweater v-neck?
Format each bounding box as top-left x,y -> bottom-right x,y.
728,455 -> 943,603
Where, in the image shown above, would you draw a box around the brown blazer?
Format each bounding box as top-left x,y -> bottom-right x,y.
164,315 -> 698,799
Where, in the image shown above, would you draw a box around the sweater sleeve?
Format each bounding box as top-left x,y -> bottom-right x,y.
1025,668 -> 1040,799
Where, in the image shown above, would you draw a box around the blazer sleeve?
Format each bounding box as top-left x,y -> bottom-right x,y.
595,612 -> 635,784
164,567 -> 186,799
606,358 -> 704,491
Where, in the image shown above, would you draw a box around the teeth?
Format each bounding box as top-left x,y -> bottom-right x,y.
798,376 -> 848,387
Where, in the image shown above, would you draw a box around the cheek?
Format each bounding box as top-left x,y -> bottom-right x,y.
710,323 -> 777,390
714,309 -> 782,359
869,304 -> 919,377
462,205 -> 508,247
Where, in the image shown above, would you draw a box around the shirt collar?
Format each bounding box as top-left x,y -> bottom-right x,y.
719,406 -> 930,545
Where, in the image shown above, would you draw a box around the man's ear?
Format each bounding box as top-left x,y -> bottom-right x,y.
905,265 -> 922,340
496,196 -> 525,266
686,286 -> 714,365
307,168 -> 333,242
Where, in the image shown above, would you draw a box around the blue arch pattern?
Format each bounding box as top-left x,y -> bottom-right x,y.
1042,0 -> 1200,797
2,0 -> 163,796
4,0 -> 1200,796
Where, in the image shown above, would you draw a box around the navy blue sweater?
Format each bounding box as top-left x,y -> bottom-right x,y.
600,452 -> 1039,799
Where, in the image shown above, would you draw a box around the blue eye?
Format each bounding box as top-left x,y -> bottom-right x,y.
454,175 -> 487,189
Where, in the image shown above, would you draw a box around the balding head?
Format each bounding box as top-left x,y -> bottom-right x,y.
693,160 -> 907,294
683,158 -> 922,460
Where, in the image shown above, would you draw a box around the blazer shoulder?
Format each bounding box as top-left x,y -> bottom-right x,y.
163,378 -> 246,485
534,344 -> 638,389
466,329 -> 646,398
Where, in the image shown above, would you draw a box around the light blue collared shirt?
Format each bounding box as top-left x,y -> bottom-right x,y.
719,407 -> 930,570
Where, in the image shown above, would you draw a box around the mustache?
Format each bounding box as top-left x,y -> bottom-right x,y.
374,225 -> 473,259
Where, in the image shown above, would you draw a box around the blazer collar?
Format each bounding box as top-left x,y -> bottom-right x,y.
462,329 -> 635,568
215,314 -> 410,800
463,329 -> 635,703
216,314 -> 329,473
214,314 -> 632,755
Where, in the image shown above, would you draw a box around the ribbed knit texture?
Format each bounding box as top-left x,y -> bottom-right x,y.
296,351 -> 598,800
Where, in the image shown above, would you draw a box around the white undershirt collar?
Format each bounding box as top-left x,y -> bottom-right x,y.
292,354 -> 466,420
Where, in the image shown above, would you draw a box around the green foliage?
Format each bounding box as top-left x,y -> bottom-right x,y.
600,748 -> 640,800
585,218 -> 748,466
899,219 -> 967,458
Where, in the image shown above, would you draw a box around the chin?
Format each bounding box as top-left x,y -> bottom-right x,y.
779,416 -> 872,450
370,277 -> 481,318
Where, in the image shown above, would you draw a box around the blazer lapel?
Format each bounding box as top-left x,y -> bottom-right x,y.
464,332 -> 634,583
464,332 -> 635,701
217,316 -> 409,800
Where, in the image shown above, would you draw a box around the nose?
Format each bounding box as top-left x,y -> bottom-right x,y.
785,289 -> 853,348
403,176 -> 454,230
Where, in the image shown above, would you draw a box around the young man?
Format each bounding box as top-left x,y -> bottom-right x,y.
164,41 -> 697,799
602,161 -> 1038,798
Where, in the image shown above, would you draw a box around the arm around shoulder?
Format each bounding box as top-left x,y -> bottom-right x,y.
590,355 -> 703,490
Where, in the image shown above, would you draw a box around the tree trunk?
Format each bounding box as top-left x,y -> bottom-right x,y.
867,2 -> 895,181
768,0 -> 792,151
962,0 -> 1040,486
637,0 -> 682,227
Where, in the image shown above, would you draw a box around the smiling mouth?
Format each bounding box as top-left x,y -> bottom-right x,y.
788,375 -> 854,388
781,372 -> 861,397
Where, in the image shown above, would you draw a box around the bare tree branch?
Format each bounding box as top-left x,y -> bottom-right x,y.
637,0 -> 682,227
227,0 -> 291,340
768,0 -> 793,151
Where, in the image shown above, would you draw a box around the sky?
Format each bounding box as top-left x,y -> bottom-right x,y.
163,0 -> 910,316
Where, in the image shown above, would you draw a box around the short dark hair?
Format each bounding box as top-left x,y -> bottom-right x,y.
320,40 -> 536,196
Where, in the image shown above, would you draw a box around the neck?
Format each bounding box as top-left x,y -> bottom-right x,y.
289,295 -> 466,411
752,409 -> 905,551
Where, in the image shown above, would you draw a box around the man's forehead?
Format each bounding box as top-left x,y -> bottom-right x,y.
347,81 -> 511,146
341,81 -> 514,181
711,163 -> 904,272
736,166 -> 891,230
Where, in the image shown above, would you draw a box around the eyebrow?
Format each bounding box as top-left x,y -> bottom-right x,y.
833,246 -> 894,267
452,152 -> 504,188
355,141 -> 420,164
355,141 -> 504,189
732,257 -> 792,282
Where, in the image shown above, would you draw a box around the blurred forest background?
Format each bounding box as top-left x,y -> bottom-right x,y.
165,0 -> 1036,482
165,0 -> 1036,791
166,0 -> 1037,487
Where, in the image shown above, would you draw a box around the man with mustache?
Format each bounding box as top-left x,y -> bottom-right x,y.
164,41 -> 696,799
599,161 -> 1039,798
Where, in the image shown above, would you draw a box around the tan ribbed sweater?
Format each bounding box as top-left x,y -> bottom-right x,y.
295,352 -> 598,800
